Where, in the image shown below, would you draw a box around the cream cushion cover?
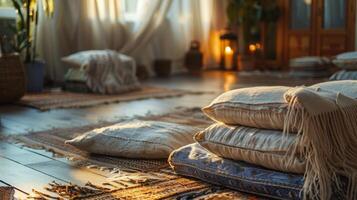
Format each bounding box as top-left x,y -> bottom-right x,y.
65,120 -> 199,159
332,51 -> 357,70
290,56 -> 330,69
195,123 -> 305,174
311,80 -> 357,99
203,83 -> 357,129
202,86 -> 290,130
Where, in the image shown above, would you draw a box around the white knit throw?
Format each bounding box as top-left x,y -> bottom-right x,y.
284,87 -> 357,200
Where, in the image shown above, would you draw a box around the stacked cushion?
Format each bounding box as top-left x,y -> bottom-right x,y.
63,68 -> 90,93
66,120 -> 200,159
195,123 -> 305,173
62,50 -> 140,94
202,81 -> 357,130
170,80 -> 357,198
202,86 -> 290,130
289,56 -> 332,78
330,52 -> 357,80
330,70 -> 357,81
312,80 -> 357,99
332,51 -> 357,70
169,143 -> 304,200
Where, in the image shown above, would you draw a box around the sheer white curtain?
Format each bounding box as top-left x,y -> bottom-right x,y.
37,0 -> 227,81
131,0 -> 228,73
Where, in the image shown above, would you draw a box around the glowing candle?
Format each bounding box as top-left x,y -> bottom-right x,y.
225,46 -> 234,70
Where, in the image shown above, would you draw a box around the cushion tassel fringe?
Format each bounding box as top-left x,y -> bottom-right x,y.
283,87 -> 357,200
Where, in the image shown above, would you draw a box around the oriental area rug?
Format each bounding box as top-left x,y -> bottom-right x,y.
17,86 -> 208,111
11,108 -> 264,200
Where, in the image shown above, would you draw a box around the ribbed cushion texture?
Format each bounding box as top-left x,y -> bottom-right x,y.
203,82 -> 357,129
195,123 -> 305,174
202,86 -> 290,130
330,70 -> 357,81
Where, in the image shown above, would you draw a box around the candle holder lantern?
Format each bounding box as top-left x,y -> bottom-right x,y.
220,30 -> 238,70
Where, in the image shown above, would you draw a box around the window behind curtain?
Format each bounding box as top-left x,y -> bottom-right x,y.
121,0 -> 139,21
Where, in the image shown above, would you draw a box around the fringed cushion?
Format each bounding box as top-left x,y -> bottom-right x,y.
169,143 -> 304,200
194,123 -> 305,174
203,82 -> 357,129
66,120 -> 200,159
62,50 -> 140,94
202,86 -> 291,130
283,87 -> 357,200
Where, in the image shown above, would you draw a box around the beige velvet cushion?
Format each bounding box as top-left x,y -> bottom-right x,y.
311,80 -> 357,99
195,123 -> 305,174
65,120 -> 199,159
202,86 -> 290,130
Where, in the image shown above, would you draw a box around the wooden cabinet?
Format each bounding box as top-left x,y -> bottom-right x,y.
281,0 -> 356,66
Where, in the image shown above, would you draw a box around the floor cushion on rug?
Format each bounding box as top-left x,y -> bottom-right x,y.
65,120 -> 200,159
63,81 -> 91,93
202,86 -> 291,130
289,57 -> 332,78
63,68 -> 91,93
332,51 -> 357,70
329,70 -> 357,81
62,50 -> 140,94
64,68 -> 87,82
311,80 -> 357,99
289,56 -> 330,68
194,123 -> 305,174
169,143 -> 304,200
289,70 -> 331,78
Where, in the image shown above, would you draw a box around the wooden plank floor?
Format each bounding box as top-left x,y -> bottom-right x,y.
0,71 -> 326,199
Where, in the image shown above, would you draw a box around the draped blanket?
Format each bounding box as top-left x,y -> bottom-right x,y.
85,50 -> 141,94
283,87 -> 357,200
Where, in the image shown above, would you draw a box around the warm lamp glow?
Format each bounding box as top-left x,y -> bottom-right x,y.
249,44 -> 257,53
255,43 -> 261,50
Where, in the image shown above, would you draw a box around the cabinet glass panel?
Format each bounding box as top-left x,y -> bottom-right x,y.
291,0 -> 312,29
323,0 -> 346,29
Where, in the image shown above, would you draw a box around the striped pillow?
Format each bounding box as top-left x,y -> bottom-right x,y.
202,86 -> 291,130
195,123 -> 305,174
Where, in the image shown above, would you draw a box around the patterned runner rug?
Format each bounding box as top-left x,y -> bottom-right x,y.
11,108 -> 265,200
17,86 -> 208,111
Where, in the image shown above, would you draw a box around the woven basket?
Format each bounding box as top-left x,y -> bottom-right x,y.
0,54 -> 26,104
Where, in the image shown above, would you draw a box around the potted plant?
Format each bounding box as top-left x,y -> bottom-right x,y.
226,0 -> 280,54
10,0 -> 53,92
